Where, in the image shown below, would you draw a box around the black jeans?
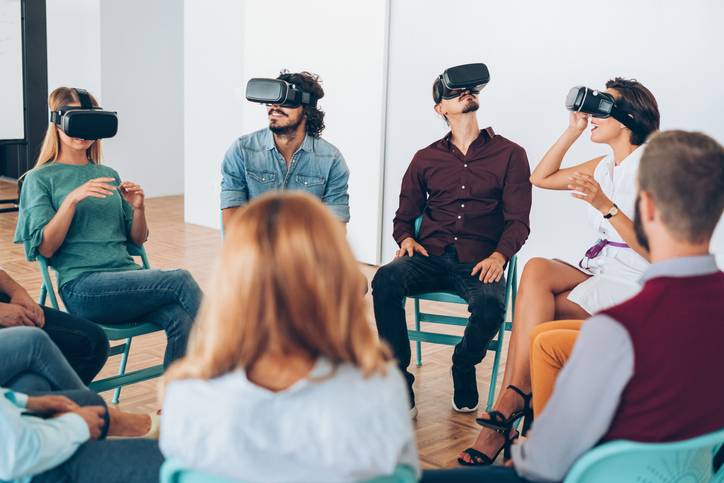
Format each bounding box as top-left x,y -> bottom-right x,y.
421,466 -> 541,483
372,247 -> 506,393
0,293 -> 109,384
30,389 -> 163,483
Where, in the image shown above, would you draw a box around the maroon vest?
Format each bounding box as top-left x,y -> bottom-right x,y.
601,270 -> 724,443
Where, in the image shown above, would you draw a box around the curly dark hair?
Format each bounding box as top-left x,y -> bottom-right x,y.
606,77 -> 660,145
277,70 -> 325,138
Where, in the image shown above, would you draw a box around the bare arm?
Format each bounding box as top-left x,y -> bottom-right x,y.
0,270 -> 26,298
568,173 -> 650,260
119,182 -> 148,246
221,207 -> 240,231
531,113 -> 602,190
38,177 -> 117,258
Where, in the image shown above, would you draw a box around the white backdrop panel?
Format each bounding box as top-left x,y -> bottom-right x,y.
0,0 -> 24,140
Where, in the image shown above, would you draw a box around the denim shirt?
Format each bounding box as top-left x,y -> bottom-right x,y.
220,128 -> 350,222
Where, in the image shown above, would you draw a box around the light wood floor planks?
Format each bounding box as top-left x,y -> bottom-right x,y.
0,180 -> 509,469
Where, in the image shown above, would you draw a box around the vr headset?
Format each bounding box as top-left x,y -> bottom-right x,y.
49,88 -> 118,140
433,63 -> 490,104
565,86 -> 644,135
245,78 -> 318,108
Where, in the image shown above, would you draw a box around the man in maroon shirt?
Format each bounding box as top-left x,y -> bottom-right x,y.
372,69 -> 532,416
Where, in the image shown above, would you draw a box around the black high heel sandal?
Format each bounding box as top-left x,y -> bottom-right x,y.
476,385 -> 534,436
457,429 -> 520,466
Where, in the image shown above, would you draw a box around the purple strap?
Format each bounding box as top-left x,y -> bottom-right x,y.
584,239 -> 630,259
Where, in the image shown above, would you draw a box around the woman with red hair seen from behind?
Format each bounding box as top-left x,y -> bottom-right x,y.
160,192 -> 419,482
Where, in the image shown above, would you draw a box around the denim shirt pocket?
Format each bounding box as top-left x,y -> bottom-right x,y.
245,169 -> 278,196
294,174 -> 327,196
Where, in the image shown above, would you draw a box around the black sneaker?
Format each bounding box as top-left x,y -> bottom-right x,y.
405,372 -> 417,419
451,366 -> 479,413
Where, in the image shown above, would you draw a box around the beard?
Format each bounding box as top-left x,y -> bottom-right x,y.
268,110 -> 303,136
462,99 -> 479,114
633,195 -> 650,253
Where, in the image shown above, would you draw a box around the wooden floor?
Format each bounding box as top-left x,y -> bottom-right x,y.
0,180 -> 509,469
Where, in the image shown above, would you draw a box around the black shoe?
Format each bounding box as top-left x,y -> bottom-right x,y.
405,373 -> 416,418
476,385 -> 534,436
451,366 -> 479,413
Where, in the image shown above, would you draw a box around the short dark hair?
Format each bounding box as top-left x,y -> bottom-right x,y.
639,130 -> 724,243
605,77 -> 660,145
277,70 -> 325,138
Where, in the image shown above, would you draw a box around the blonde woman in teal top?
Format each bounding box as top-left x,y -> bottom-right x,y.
14,87 -> 202,368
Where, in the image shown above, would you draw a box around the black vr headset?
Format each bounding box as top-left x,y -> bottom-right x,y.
565,86 -> 644,135
50,88 -> 118,140
433,63 -> 490,104
245,78 -> 318,108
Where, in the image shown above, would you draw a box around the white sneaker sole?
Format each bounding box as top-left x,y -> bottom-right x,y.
452,397 -> 479,413
451,368 -> 479,413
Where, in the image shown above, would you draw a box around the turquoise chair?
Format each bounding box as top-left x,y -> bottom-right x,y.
37,244 -> 164,404
406,217 -> 517,411
564,428 -> 724,483
160,460 -> 417,483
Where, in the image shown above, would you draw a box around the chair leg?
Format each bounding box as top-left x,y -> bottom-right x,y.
39,285 -> 47,305
112,337 -> 133,404
486,321 -> 507,411
414,298 -> 422,367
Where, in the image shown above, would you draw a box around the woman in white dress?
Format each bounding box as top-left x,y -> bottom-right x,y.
459,78 -> 660,466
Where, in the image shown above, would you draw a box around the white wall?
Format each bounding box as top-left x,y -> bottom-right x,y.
183,0 -> 389,264
100,0 -> 184,197
183,0 -> 245,230
46,0 -> 101,99
382,0 -> 724,268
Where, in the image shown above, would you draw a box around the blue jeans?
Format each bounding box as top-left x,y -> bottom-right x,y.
0,326 -> 86,392
1,293 -> 109,384
29,389 -> 163,483
372,247 -> 506,393
61,268 -> 203,367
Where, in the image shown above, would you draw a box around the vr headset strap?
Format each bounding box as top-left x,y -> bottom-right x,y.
610,107 -> 645,138
74,88 -> 93,109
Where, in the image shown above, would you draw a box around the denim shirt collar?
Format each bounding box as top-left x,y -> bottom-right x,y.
262,128 -> 315,154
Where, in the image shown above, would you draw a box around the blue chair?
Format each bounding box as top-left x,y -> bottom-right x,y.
160,460 -> 417,483
564,428 -> 724,483
37,244 -> 164,404
406,217 -> 517,411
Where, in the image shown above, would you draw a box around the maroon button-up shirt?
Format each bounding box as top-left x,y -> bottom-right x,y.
392,128 -> 532,264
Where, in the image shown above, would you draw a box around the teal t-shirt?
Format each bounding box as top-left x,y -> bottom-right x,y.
14,162 -> 141,288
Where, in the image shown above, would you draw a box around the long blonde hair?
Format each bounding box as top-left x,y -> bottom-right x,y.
34,87 -> 103,168
164,192 -> 390,387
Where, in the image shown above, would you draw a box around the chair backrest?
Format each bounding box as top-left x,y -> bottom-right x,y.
564,428 -> 724,483
37,244 -> 150,310
160,460 -> 417,483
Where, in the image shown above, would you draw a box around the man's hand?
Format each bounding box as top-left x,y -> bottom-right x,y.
68,406 -> 106,440
395,237 -> 429,258
10,290 -> 45,327
471,252 -> 506,283
26,395 -> 79,415
0,302 -> 37,327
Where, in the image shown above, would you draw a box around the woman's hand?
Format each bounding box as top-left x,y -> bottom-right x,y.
568,112 -> 590,134
26,395 -> 79,415
119,181 -> 145,210
569,172 -> 613,213
10,290 -> 44,327
65,177 -> 116,207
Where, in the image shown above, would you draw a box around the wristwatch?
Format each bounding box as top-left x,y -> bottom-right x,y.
603,204 -> 620,219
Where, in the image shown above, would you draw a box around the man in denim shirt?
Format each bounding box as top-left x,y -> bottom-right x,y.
220,71 -> 350,226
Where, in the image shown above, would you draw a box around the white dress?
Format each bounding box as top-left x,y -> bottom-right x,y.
567,147 -> 649,314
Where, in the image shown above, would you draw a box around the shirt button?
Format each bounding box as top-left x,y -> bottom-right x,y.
461,185 -> 465,189
461,204 -> 465,208
464,164 -> 468,168
304,182 -> 308,185
457,215 -> 462,219
454,237 -> 458,241
262,178 -> 266,181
